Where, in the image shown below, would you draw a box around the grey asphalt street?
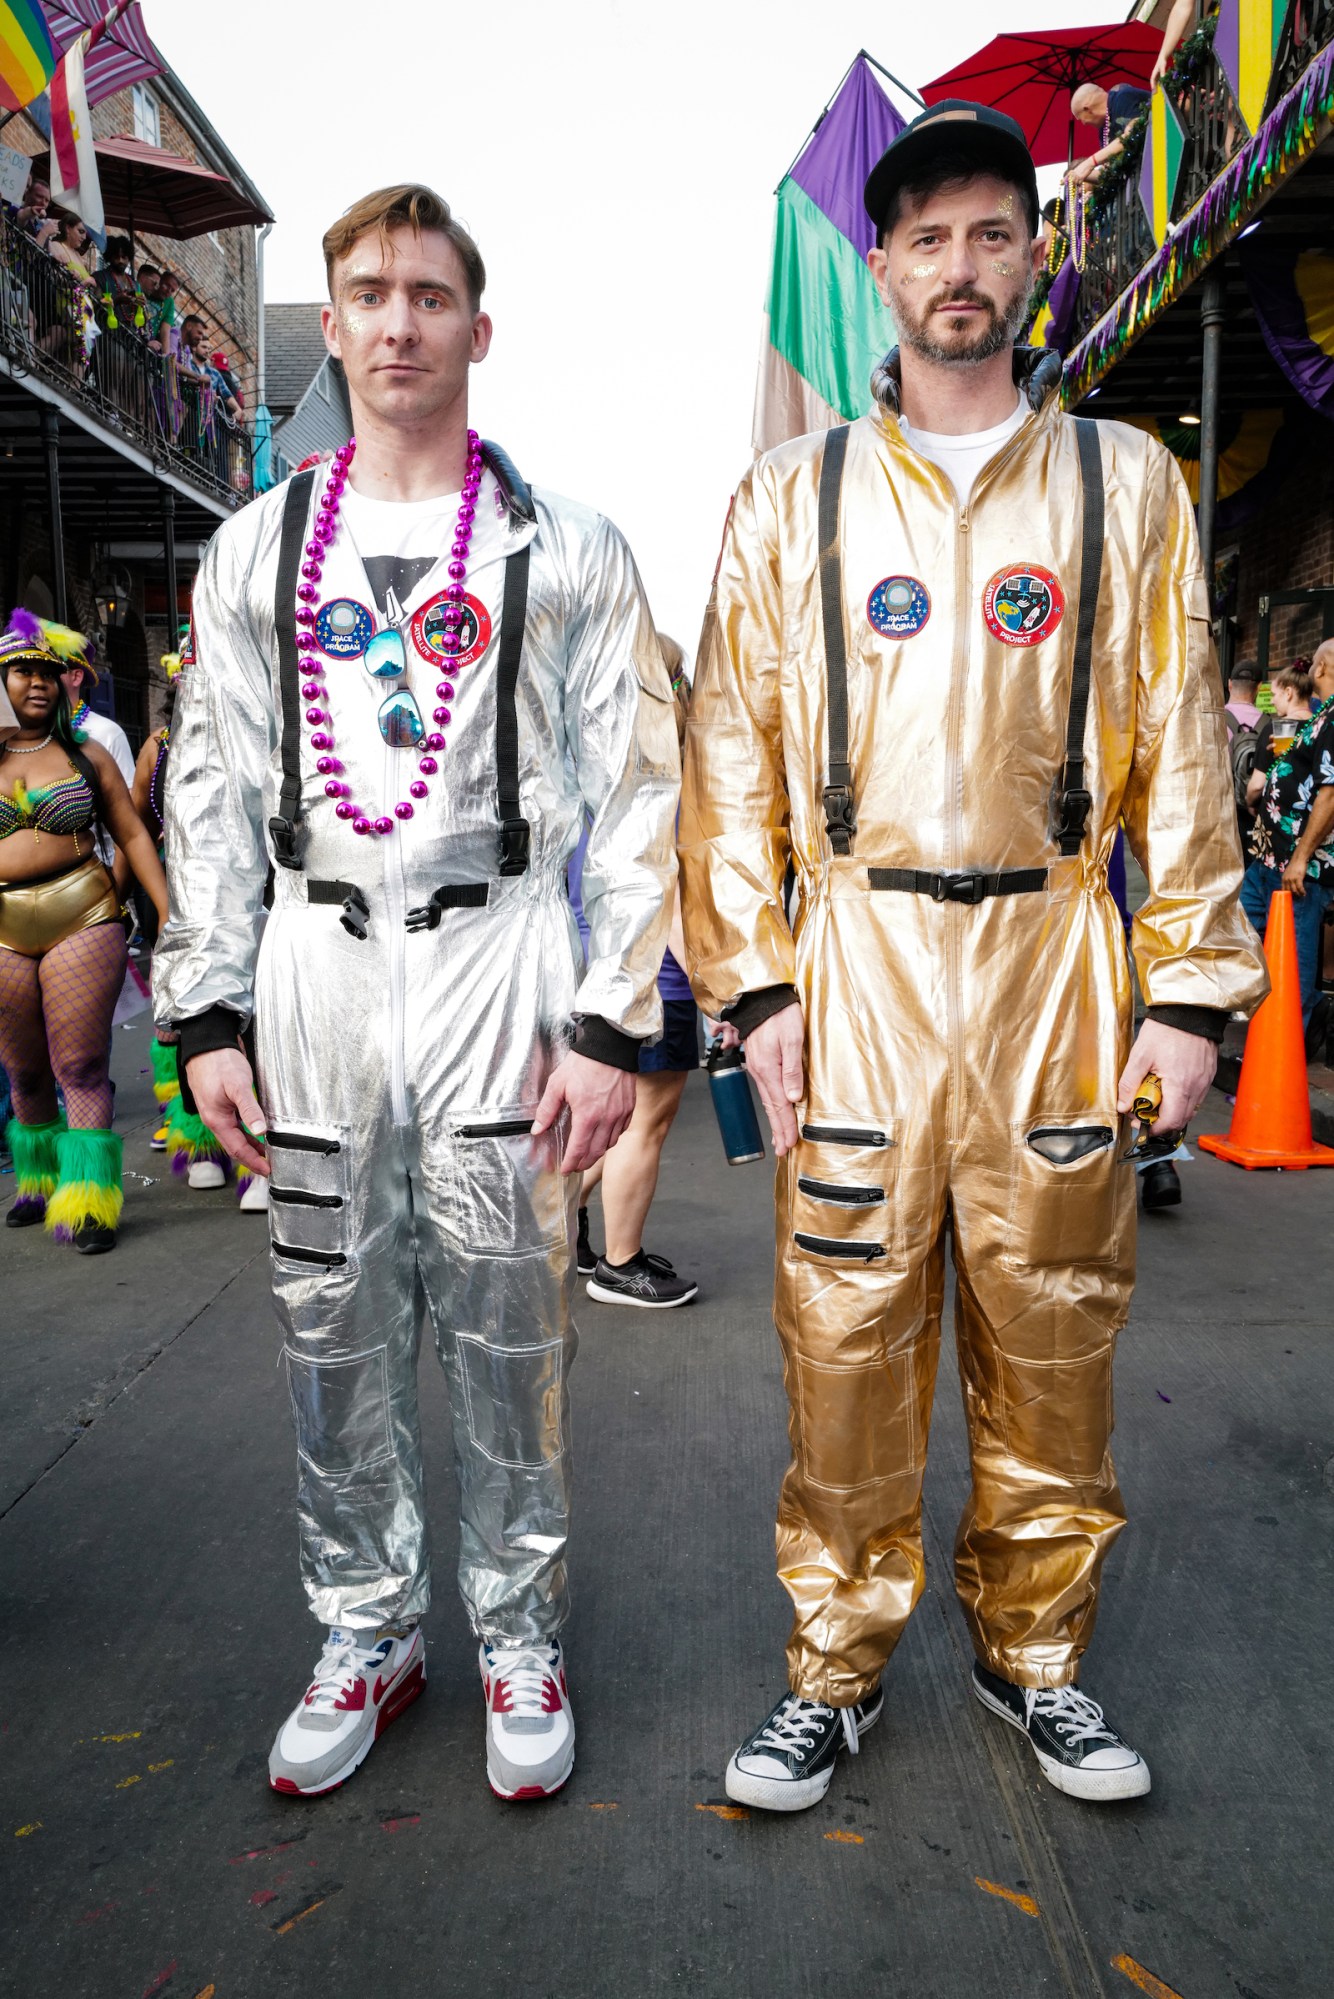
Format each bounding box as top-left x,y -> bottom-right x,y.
1,1022 -> 1330,1999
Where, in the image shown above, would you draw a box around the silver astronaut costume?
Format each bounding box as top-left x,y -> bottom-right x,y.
154,448 -> 678,1639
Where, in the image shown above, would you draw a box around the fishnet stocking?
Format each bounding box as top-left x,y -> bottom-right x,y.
0,922 -> 127,1129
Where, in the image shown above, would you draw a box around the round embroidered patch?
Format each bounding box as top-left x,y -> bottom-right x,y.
315,597 -> 374,659
867,575 -> 931,639
410,589 -> 492,667
982,565 -> 1066,647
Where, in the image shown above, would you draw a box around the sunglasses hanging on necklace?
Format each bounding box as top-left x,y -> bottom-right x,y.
295,432 -> 483,837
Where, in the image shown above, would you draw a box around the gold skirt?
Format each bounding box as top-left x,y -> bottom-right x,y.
0,855 -> 121,957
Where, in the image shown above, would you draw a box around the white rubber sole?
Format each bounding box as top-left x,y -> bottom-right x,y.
487,1739 -> 575,1801
971,1678 -> 1151,1802
585,1278 -> 699,1309
723,1693 -> 883,1812
270,1651 -> 426,1798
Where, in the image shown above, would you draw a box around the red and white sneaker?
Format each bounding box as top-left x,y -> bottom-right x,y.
268,1625 -> 425,1796
480,1637 -> 575,1800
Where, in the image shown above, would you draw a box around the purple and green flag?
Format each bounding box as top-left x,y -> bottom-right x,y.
753,54 -> 905,454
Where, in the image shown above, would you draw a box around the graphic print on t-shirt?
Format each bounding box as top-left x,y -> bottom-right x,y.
360,555 -> 438,621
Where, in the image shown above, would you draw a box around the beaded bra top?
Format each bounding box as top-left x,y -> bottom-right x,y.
0,765 -> 96,840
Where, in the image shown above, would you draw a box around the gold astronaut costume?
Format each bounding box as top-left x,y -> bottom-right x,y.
680,349 -> 1268,1705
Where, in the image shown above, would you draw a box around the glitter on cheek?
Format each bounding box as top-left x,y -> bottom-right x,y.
903,263 -> 939,283
992,262 -> 1017,278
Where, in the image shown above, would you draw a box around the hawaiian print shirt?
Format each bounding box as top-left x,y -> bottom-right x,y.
1251,698 -> 1334,885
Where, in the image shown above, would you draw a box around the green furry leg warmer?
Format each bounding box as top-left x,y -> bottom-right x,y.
6,1116 -> 65,1223
46,1127 -> 123,1243
151,1036 -> 182,1109
167,1095 -> 228,1177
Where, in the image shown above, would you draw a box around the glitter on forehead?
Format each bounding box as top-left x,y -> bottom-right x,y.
996,194 -> 1015,215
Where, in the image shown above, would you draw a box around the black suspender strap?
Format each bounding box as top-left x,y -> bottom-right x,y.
495,542 -> 532,876
270,467 -> 317,870
1054,419 -> 1104,857
818,425 -> 854,855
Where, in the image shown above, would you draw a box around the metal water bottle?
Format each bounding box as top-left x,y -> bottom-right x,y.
706,1040 -> 765,1165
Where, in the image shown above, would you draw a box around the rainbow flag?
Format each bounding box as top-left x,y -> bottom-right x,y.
0,0 -> 57,112
753,54 -> 905,454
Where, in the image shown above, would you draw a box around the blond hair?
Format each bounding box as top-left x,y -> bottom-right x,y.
322,185 -> 486,311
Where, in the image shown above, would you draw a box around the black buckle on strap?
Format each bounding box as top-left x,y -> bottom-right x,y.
823,784 -> 856,848
405,895 -> 442,934
498,817 -> 531,877
931,870 -> 988,905
268,814 -> 299,870
339,886 -> 369,940
1054,787 -> 1094,855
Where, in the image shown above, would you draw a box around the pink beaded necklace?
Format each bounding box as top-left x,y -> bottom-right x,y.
293,430 -> 484,839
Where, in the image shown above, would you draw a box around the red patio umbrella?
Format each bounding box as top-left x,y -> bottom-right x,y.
922,22 -> 1163,166
33,134 -> 273,242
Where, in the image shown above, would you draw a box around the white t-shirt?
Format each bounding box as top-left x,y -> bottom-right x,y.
900,396 -> 1028,505
335,472 -> 506,625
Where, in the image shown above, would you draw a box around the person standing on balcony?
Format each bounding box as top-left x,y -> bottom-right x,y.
1068,81 -> 1152,185
152,183 -> 678,1803
681,99 -> 1268,1817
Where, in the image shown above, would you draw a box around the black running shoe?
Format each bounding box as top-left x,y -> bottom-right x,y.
576,1205 -> 600,1277
72,1221 -> 117,1255
725,1686 -> 883,1811
586,1251 -> 698,1309
971,1663 -> 1150,1801
1140,1160 -> 1181,1212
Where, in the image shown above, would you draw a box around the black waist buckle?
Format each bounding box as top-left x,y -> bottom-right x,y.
932,869 -> 988,905
406,882 -> 491,932
268,813 -> 299,870
498,817 -> 531,878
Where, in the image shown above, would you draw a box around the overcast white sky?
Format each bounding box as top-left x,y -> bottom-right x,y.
154,0 -> 1125,650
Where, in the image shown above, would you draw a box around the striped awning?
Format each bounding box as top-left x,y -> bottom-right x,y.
45,1 -> 161,108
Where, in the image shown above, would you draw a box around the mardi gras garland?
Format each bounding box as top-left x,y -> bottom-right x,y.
1063,40 -> 1334,406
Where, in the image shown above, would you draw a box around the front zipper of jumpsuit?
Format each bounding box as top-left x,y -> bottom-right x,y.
925,427 -> 1031,1149
382,730 -> 410,1128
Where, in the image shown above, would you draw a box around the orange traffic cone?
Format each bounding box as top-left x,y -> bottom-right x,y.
1200,887 -> 1334,1170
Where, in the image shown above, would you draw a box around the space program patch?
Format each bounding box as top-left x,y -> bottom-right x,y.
982,565 -> 1066,647
867,575 -> 931,638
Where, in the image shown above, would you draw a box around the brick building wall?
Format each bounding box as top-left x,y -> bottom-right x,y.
88,89 -> 260,409
1227,431 -> 1334,670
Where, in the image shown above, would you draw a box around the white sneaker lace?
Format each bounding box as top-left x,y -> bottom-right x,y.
1029,1684 -> 1117,1747
751,1694 -> 860,1758
487,1643 -> 560,1718
305,1633 -> 385,1715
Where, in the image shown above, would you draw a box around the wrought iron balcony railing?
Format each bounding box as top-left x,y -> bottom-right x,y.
1062,0 -> 1334,354
0,212 -> 253,509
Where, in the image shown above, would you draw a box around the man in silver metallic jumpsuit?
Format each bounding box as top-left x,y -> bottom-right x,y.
153,185 -> 678,1800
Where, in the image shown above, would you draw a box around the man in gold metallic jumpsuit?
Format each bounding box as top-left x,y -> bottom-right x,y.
680,103 -> 1268,1811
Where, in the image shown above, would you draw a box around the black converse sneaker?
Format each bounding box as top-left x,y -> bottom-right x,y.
576,1205 -> 600,1276
971,1663 -> 1150,1801
724,1686 -> 883,1811
586,1250 -> 698,1309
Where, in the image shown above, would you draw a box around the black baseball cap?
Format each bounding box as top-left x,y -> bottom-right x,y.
864,99 -> 1040,240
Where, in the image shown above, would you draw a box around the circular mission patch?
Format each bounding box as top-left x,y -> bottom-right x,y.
867,575 -> 931,638
982,564 -> 1066,647
315,597 -> 374,659
410,589 -> 492,667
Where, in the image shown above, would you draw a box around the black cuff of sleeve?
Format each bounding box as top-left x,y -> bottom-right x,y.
724,984 -> 801,1040
1145,1003 -> 1229,1045
175,1007 -> 245,1114
572,1015 -> 642,1072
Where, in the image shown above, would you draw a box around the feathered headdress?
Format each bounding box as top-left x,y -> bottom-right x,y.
0,609 -> 98,681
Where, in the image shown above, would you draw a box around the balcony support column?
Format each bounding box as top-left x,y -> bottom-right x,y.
1197,266 -> 1227,634
160,485 -> 178,653
39,406 -> 68,624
